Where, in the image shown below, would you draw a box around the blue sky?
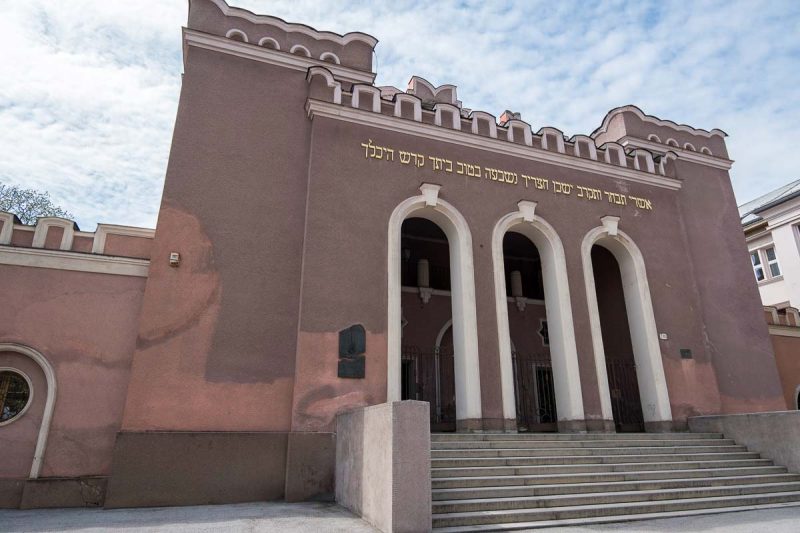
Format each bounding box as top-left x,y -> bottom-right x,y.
1,0 -> 799,230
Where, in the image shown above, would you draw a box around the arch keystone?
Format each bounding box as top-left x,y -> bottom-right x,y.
419,183 -> 440,206
517,200 -> 537,222
601,215 -> 620,236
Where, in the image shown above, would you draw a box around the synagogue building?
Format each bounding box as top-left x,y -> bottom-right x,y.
0,0 -> 789,519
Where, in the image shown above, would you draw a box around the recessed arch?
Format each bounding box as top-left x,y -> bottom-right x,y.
647,134 -> 662,143
581,220 -> 672,428
795,384 -> 800,410
665,138 -> 679,147
257,37 -> 280,50
683,142 -> 696,151
290,44 -> 311,57
434,319 -> 453,350
319,51 -> 341,64
700,146 -> 713,155
225,29 -> 248,43
0,343 -> 57,478
492,202 -> 585,426
388,185 -> 482,424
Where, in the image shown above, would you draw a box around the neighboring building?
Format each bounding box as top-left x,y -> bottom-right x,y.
741,180 -> 800,410
740,179 -> 800,308
0,0 -> 787,511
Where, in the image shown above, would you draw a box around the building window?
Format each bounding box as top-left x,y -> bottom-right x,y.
0,370 -> 31,424
751,251 -> 765,281
765,247 -> 781,277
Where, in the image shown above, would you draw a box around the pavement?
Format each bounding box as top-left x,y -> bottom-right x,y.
1,502 -> 799,532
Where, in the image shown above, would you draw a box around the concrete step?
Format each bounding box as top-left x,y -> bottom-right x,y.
432,473 -> 800,500
431,501 -> 800,531
431,451 -> 756,467
431,458 -> 774,478
431,444 -> 743,457
431,438 -> 733,450
431,466 -> 789,488
431,432 -> 723,442
431,491 -> 800,528
432,482 -> 800,513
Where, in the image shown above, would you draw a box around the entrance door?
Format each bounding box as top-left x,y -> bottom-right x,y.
401,344 -> 456,431
512,351 -> 557,432
606,359 -> 644,432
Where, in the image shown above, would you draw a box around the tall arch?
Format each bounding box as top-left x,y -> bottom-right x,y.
0,342 -> 57,478
581,217 -> 672,428
492,201 -> 585,428
388,184 -> 482,424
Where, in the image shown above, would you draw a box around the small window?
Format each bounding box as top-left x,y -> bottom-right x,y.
765,247 -> 781,277
0,370 -> 31,424
751,251 -> 765,281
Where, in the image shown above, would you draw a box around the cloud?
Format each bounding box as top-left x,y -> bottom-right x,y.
1,0 -> 798,229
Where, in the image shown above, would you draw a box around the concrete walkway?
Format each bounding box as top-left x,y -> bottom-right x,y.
1,502 -> 798,532
0,501 -> 379,532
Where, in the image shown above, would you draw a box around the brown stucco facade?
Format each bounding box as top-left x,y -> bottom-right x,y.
0,0 -> 787,509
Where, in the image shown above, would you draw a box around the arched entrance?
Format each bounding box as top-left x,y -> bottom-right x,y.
388,184 -> 482,429
582,217 -> 672,431
492,201 -> 585,432
399,218 -> 457,431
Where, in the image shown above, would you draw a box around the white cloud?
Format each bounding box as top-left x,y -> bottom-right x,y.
1,0 -> 798,229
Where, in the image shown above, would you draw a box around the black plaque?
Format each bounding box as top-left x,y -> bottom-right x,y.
338,324 -> 366,378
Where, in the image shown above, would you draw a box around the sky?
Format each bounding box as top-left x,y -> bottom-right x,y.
1,0 -> 799,230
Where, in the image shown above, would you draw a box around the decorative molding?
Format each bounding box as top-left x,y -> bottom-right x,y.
571,134 -> 598,160
617,136 -> 733,170
419,183 -> 440,206
184,29 -> 376,85
0,343 -> 57,479
769,325 -> 800,338
205,0 -> 378,47
0,247 -> 149,277
351,85 -> 381,113
505,119 -> 532,146
307,67 -> 342,105
592,105 -> 727,139
600,215 -> 620,236
92,224 -> 155,255
538,127 -> 566,153
32,217 -> 75,251
434,103 -> 462,130
306,100 -> 683,191
517,200 -> 537,222
470,111 -> 497,138
289,44 -> 311,57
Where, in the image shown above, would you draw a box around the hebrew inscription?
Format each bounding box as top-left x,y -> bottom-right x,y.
359,139 -> 655,211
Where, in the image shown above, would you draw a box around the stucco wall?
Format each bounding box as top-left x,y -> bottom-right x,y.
771,332 -> 800,409
0,265 -> 145,478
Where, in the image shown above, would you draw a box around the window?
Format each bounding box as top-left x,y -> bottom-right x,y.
0,370 -> 31,424
765,247 -> 781,277
751,251 -> 765,281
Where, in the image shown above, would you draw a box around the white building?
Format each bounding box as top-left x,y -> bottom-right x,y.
741,179 -> 800,308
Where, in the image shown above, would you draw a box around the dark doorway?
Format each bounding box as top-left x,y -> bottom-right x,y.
592,245 -> 645,432
504,231 -> 557,432
399,217 -> 456,431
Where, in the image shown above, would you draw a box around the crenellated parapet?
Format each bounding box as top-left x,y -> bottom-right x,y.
592,105 -> 730,169
187,0 -> 377,76
305,71 -> 685,187
0,212 -> 154,260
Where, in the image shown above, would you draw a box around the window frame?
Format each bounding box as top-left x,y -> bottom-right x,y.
750,245 -> 783,283
0,367 -> 34,426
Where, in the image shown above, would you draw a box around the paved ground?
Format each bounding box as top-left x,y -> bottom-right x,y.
0,501 -> 378,532
1,502 -> 799,532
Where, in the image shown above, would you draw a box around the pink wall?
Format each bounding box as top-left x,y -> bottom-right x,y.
0,265 -> 145,478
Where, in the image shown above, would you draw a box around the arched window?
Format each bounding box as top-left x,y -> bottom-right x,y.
0,369 -> 32,425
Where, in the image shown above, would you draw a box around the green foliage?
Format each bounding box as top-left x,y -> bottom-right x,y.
0,183 -> 74,225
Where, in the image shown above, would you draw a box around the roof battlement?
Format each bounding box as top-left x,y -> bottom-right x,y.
188,0 -> 377,74
185,0 -> 732,178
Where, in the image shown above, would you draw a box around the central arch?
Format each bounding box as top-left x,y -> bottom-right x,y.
492,201 -> 585,430
388,184 -> 482,426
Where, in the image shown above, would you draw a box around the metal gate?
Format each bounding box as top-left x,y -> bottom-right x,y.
512,352 -> 557,432
401,344 -> 456,431
606,359 -> 645,432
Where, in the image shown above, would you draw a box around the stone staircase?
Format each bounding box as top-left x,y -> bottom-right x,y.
431,432 -> 800,531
